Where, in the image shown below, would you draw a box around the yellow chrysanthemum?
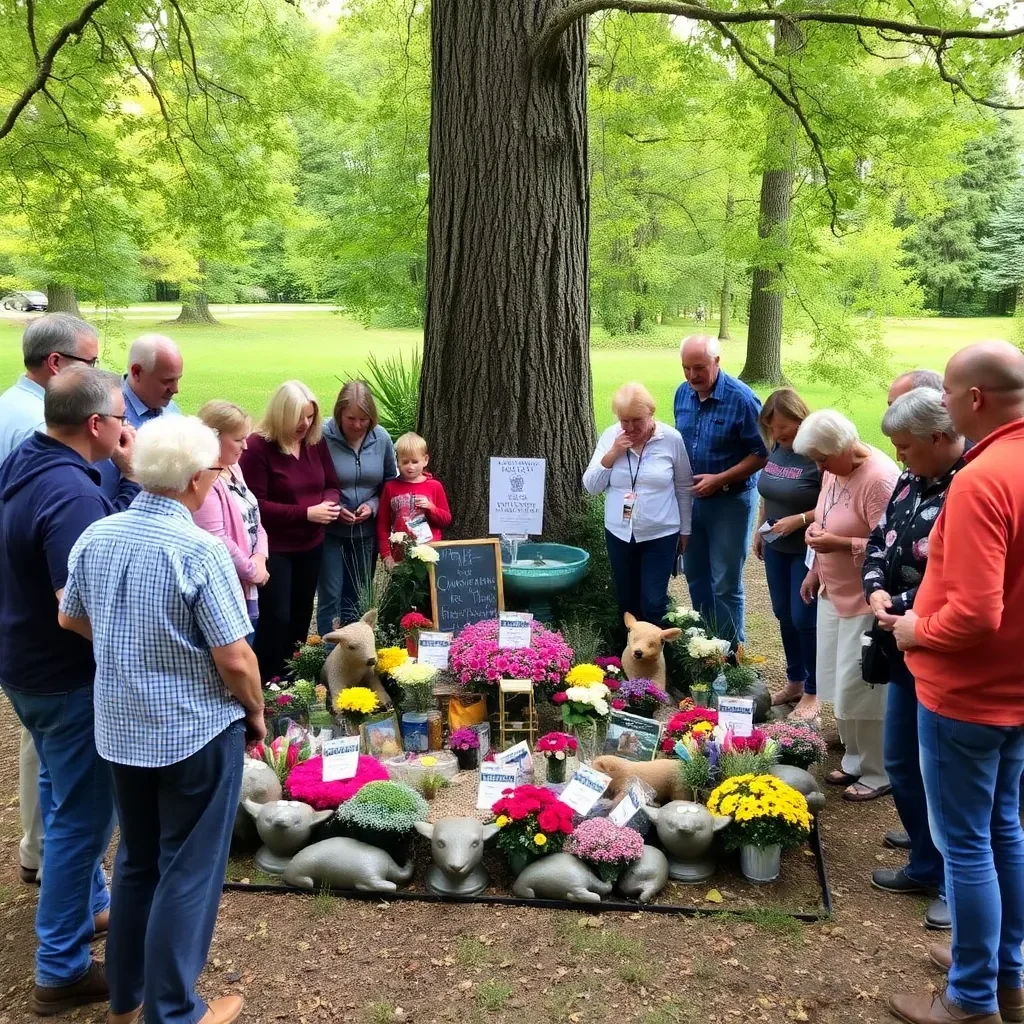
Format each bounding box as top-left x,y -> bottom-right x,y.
565,664 -> 607,687
691,721 -> 714,735
376,647 -> 410,674
496,815 -> 510,828
534,833 -> 548,846
335,686 -> 381,716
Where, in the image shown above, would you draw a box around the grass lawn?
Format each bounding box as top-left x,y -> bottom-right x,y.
0,306 -> 1015,447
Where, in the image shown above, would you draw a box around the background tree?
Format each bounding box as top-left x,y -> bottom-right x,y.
978,174 -> 1024,314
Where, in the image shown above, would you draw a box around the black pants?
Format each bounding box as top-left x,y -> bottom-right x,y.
254,547 -> 323,680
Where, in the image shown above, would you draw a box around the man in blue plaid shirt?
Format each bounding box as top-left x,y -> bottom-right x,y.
59,416 -> 264,1024
674,335 -> 767,644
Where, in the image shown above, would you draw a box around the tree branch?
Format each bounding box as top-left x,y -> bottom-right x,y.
534,0 -> 1024,62
0,0 -> 111,141
928,40 -> 1024,110
26,0 -> 40,60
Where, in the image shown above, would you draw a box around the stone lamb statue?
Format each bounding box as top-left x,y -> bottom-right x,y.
415,818 -> 498,897
617,845 -> 670,904
243,798 -> 333,874
283,838 -> 415,893
321,609 -> 391,713
511,853 -> 613,903
621,613 -> 681,688
233,758 -> 283,845
646,801 -> 731,883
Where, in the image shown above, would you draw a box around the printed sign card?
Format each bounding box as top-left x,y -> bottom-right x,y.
609,780 -> 649,827
559,764 -> 612,815
321,736 -> 360,782
602,709 -> 662,762
476,764 -> 519,810
417,631 -> 452,669
494,739 -> 533,781
498,611 -> 533,649
717,696 -> 755,738
489,457 -> 546,536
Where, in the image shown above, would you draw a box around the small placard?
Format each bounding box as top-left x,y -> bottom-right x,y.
322,736 -> 360,782
498,611 -> 533,649
477,763 -> 519,810
609,780 -> 649,827
417,631 -> 451,669
559,764 -> 612,815
494,739 -> 533,780
717,696 -> 755,738
405,513 -> 435,544
489,457 -> 546,536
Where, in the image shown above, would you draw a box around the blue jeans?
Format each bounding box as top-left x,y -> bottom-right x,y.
317,532 -> 377,637
605,530 -> 678,626
2,684 -> 114,987
683,489 -> 758,644
106,720 -> 244,1024
919,705 -> 1024,1015
884,671 -> 943,890
762,544 -> 817,694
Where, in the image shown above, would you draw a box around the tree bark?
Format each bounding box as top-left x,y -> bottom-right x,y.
739,21 -> 801,386
419,0 -> 594,540
718,191 -> 734,341
47,282 -> 81,316
174,289 -> 219,325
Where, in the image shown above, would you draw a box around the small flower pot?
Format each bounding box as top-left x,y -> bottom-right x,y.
506,850 -> 531,877
405,632 -> 419,658
454,747 -> 479,771
740,843 -> 781,884
545,754 -> 567,785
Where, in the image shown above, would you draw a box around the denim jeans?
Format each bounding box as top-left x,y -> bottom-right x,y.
762,544 -> 817,694
316,532 -> 377,637
884,671 -> 943,890
3,684 -> 114,987
919,704 -> 1024,1015
682,488 -> 757,644
106,720 -> 244,1024
605,530 -> 678,626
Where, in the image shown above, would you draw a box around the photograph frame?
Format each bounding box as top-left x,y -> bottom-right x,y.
360,712 -> 404,759
602,710 -> 662,762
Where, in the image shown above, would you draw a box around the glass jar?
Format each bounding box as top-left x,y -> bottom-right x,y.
426,709 -> 443,751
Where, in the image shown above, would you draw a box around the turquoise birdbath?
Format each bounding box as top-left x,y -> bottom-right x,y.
500,543 -> 590,622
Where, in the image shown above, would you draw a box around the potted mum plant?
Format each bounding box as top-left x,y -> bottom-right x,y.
285,637 -> 330,686
333,779 -> 429,863
334,686 -> 382,734
536,731 -> 577,784
400,611 -> 434,657
491,784 -> 575,875
615,677 -> 671,719
707,773 -> 813,883
449,727 -> 481,770
761,723 -> 827,770
564,818 -> 645,884
552,682 -> 611,764
450,619 -> 572,697
661,706 -> 718,754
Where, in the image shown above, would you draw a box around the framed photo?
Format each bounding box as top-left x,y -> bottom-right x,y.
603,710 -> 661,762
360,713 -> 404,759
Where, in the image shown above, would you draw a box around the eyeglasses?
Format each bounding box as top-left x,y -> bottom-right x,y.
55,352 -> 99,368
100,413 -> 128,423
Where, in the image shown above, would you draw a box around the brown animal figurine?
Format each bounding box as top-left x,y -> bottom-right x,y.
321,609 -> 391,714
621,612 -> 681,688
592,755 -> 690,805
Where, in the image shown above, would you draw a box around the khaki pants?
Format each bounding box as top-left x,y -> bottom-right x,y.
19,724 -> 44,872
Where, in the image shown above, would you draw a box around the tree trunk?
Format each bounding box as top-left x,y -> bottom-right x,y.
718,191 -> 734,341
175,289 -> 219,325
47,283 -> 81,316
419,0 -> 594,540
740,22 -> 801,387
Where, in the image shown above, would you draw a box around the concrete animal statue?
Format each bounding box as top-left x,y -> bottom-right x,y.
617,845 -> 670,903
233,758 -> 283,845
415,818 -> 498,896
770,764 -> 825,815
321,609 -> 391,713
621,613 -> 681,688
645,801 -> 731,883
591,755 -> 690,805
511,853 -> 613,903
243,798 -> 333,874
282,837 -> 414,892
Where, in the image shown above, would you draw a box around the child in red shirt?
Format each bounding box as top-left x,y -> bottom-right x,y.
378,432 -> 452,567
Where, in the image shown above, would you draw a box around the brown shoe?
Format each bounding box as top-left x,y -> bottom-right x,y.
108,1006 -> 142,1024
889,990 -> 1001,1024
197,995 -> 244,1024
31,960 -> 108,1016
928,944 -> 1024,1022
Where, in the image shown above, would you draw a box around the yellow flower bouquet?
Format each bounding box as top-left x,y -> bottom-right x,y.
564,664 -> 606,688
707,774 -> 812,851
334,686 -> 381,726
376,646 -> 409,675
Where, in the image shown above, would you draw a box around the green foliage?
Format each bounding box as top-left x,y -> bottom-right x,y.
286,644 -> 330,683
724,663 -> 758,696
979,176 -> 1024,298
558,617 -> 604,666
335,780 -> 429,833
720,750 -> 777,780
355,349 -> 422,440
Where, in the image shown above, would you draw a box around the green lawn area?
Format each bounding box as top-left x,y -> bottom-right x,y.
0,306 -> 1015,447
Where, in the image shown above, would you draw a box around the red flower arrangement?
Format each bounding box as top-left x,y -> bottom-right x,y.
724,728 -> 769,753
661,706 -> 719,753
401,611 -> 433,632
536,732 -> 578,755
492,784 -> 575,865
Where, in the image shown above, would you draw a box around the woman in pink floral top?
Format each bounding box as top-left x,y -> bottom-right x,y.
794,410 -> 899,802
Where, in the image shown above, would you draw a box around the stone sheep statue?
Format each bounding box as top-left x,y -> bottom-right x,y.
415,818 -> 498,897
646,801 -> 731,883
321,609 -> 392,714
617,845 -> 670,904
621,612 -> 681,688
233,758 -> 283,846
243,798 -> 333,874
282,838 -> 415,893
511,853 -> 613,903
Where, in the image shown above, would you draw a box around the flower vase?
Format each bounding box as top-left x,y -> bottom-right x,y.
454,747 -> 479,771
405,632 -> 419,658
506,850 -> 530,877
545,754 -> 567,785
740,843 -> 781,884
572,721 -> 602,765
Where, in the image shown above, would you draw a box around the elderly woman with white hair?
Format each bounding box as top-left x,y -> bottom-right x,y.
794,409 -> 899,802
59,416 -> 263,1024
583,382 -> 693,626
860,388 -> 965,926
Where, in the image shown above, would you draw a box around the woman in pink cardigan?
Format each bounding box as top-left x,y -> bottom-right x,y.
195,400 -> 270,641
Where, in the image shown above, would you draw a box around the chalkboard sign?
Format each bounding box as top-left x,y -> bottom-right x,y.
428,539 -> 505,636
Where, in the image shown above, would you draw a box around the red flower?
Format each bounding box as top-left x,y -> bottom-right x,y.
604,678 -> 621,692
401,611 -> 433,631
552,691 -> 569,704
537,808 -> 561,832
611,698 -> 626,710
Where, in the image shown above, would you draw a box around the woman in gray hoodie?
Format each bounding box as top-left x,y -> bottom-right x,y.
316,381 -> 397,635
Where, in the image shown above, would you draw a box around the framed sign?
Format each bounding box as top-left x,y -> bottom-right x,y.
428,539 -> 504,636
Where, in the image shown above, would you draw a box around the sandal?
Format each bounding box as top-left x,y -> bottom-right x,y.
843,783 -> 893,803
771,684 -> 804,707
825,770 -> 860,787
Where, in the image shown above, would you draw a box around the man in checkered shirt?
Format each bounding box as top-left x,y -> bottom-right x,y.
59,416 -> 264,1024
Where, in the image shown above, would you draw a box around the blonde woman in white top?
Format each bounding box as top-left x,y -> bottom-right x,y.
583,382 -> 693,625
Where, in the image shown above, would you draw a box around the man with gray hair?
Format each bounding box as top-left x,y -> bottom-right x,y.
674,334 -> 767,644
0,365 -> 139,1013
59,416 -> 263,1024
888,368 -> 944,406
122,333 -> 183,428
0,314 -> 101,889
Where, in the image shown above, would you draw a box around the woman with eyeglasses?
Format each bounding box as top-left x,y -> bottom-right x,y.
794,410 -> 899,803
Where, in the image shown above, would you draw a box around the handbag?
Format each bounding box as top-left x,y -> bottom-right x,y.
860,623 -> 892,686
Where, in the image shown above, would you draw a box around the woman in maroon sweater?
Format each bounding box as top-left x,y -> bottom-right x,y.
239,380 -> 341,679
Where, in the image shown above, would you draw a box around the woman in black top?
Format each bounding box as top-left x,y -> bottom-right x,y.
753,389 -> 822,720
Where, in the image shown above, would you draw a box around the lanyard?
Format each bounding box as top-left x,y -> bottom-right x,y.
626,443 -> 647,492
821,476 -> 849,529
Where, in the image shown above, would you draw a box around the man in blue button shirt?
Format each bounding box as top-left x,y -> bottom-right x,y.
674,335 -> 768,645
122,333 -> 183,428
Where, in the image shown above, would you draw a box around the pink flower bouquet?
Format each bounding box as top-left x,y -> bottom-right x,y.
564,817 -> 645,883
450,619 -> 573,694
